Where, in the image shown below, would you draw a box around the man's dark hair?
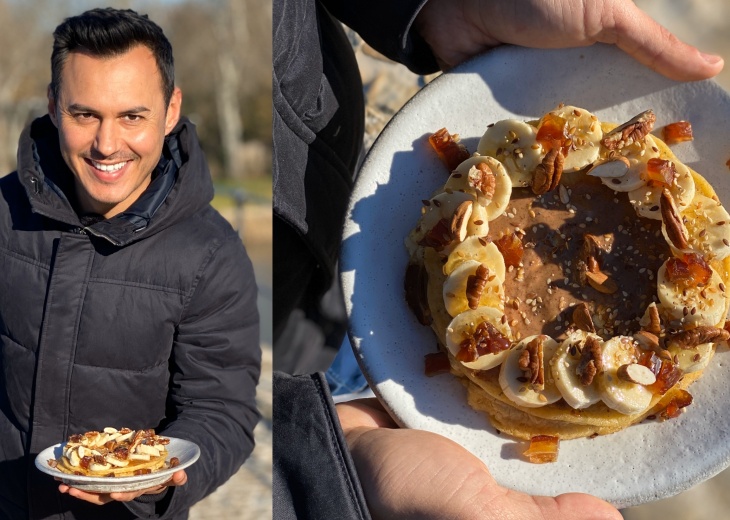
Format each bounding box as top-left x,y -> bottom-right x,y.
50,8 -> 175,107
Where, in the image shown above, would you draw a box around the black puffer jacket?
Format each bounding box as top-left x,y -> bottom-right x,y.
0,115 -> 260,519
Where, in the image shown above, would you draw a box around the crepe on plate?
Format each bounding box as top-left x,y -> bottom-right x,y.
405,106 -> 730,453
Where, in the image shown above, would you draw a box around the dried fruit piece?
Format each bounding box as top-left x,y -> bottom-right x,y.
659,389 -> 693,420
495,232 -> 524,268
523,435 -> 560,464
645,158 -> 676,188
665,253 -> 712,286
662,121 -> 693,145
429,128 -> 470,171
456,321 -> 511,362
647,359 -> 683,395
536,113 -> 568,152
424,351 -> 451,376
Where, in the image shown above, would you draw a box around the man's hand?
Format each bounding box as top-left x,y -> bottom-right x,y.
337,398 -> 621,520
58,469 -> 187,505
416,0 -> 723,81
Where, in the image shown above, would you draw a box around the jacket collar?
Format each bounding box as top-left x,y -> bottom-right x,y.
17,115 -> 213,246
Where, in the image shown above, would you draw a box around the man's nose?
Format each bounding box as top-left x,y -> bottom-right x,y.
93,119 -> 119,157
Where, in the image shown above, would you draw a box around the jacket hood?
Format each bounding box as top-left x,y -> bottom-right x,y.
16,114 -> 214,246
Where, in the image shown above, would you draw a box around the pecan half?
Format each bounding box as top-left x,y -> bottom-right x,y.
602,109 -> 656,150
450,200 -> 473,243
665,326 -> 730,349
643,302 -> 662,335
660,188 -> 689,250
572,302 -> 596,333
518,336 -> 545,389
470,163 -> 496,199
531,147 -> 564,195
404,261 -> 432,326
577,336 -> 603,386
466,264 -> 489,309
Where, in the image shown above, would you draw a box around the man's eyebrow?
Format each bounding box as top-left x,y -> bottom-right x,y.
66,104 -> 151,114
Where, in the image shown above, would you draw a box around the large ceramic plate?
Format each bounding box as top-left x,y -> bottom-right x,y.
35,437 -> 200,492
340,43 -> 730,508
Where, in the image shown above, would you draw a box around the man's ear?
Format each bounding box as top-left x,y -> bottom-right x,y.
164,87 -> 182,135
47,84 -> 58,127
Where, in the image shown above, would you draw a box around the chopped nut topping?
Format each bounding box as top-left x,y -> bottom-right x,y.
572,303 -> 596,333
470,163 -> 497,199
602,110 -> 656,150
518,336 -> 545,389
660,189 -> 689,250
466,264 -> 489,310
531,147 -> 564,195
617,363 -> 657,385
585,270 -> 619,294
665,326 -> 730,349
577,336 -> 603,385
417,218 -> 454,251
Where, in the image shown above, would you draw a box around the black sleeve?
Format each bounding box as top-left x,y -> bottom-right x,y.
320,0 -> 439,74
273,372 -> 371,520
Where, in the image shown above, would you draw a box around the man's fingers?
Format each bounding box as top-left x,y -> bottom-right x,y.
337,398 -> 399,430
58,484 -> 112,505
534,492 -> 623,520
603,2 -> 723,81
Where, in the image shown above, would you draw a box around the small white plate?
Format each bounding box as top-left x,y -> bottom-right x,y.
341,43 -> 730,508
35,437 -> 200,492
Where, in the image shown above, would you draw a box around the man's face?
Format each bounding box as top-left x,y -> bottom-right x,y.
49,45 -> 181,218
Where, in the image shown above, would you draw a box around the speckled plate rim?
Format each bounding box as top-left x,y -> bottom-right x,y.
340,43 -> 730,508
35,437 -> 200,492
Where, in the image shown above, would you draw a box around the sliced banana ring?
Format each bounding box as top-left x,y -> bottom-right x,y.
443,236 -> 506,281
663,194 -> 730,260
477,119 -> 543,188
448,155 -> 513,221
413,190 -> 488,249
443,259 -> 504,317
656,259 -> 728,327
629,158 -> 695,220
445,306 -> 512,370
499,335 -> 562,408
668,342 -> 714,374
598,336 -> 653,415
549,330 -> 603,409
545,105 -> 603,172
595,135 -> 660,193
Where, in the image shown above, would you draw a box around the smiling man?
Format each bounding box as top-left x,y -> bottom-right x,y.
0,8 -> 260,519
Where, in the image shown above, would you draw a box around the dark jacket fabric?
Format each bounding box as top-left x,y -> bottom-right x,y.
273,0 -> 438,375
272,0 -> 438,517
0,115 -> 260,519
272,372 -> 370,520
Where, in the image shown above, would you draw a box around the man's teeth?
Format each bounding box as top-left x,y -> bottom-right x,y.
92,161 -> 126,172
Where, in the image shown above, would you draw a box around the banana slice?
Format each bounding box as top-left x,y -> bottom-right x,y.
443,259 -> 504,317
447,156 -> 512,220
410,190 -> 488,251
544,105 -> 603,172
549,330 -> 604,409
445,306 -> 512,370
667,342 -> 714,374
662,194 -> 730,260
443,236 -> 506,281
598,336 -> 653,415
629,158 -> 695,220
595,135 -> 661,192
499,335 -> 562,408
477,119 -> 543,188
656,259 -> 728,327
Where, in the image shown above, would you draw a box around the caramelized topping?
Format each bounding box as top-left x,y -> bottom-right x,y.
645,158 -> 676,188
523,435 -> 560,464
659,389 -> 693,420
495,232 -> 524,268
424,351 -> 451,376
662,121 -> 693,145
456,321 -> 511,362
536,113 -> 568,152
665,253 -> 712,286
429,128 -> 470,171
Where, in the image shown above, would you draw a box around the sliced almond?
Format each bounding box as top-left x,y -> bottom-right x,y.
586,155 -> 631,178
585,270 -> 618,294
633,330 -> 660,351
617,363 -> 657,385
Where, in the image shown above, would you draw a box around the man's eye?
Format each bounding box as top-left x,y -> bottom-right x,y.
124,114 -> 141,122
75,113 -> 94,120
